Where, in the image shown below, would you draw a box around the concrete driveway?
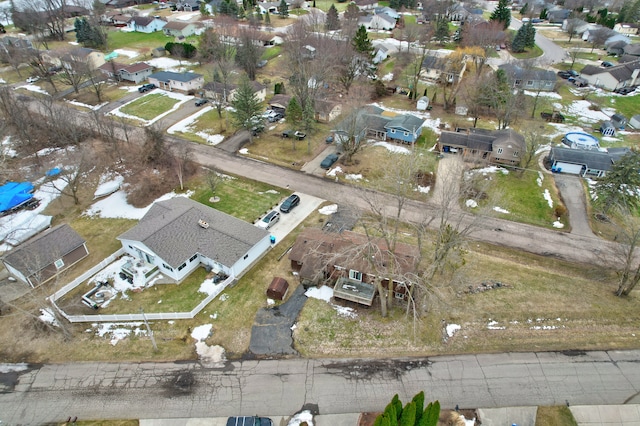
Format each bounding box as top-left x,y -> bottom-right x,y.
554,174 -> 594,237
301,143 -> 341,176
256,192 -> 326,246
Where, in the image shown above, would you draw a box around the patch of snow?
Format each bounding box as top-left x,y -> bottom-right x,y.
473,166 -> 509,175
537,171 -> 544,187
318,204 -> 338,215
0,78 -> 6,84
446,323 -> 461,337
198,276 -> 229,300
84,189 -> 192,219
191,324 -> 213,341
239,148 -> 249,154
345,173 -> 363,181
0,364 -> 29,373
93,322 -> 145,345
145,57 -> 196,72
553,220 -> 565,228
326,166 -> 342,177
305,286 -> 332,302
466,199 -> 478,208
487,320 -> 506,330
288,410 -> 314,426
373,141 -> 411,154
174,11 -> 200,21
523,90 -> 562,99
493,206 -> 510,214
460,415 -> 475,426
543,188 -> 553,208
39,308 -> 59,327
416,185 -> 430,193
380,73 -> 393,81
267,298 -> 275,306
195,342 -> 226,366
219,293 -> 229,301
67,100 -> 109,110
15,84 -> 50,95
114,49 -> 139,58
68,41 -> 79,45
94,174 -> 124,199
565,100 -> 611,123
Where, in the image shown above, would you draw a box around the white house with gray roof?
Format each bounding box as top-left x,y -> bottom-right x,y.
117,198 -> 271,283
148,71 -> 204,92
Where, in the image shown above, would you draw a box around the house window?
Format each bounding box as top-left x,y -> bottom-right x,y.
162,263 -> 173,271
178,262 -> 187,271
243,254 -> 249,260
497,147 -> 503,154
390,129 -> 395,133
515,79 -> 522,86
189,254 -> 198,262
349,270 -> 362,281
526,80 -> 534,86
404,131 -> 409,136
54,258 -> 64,269
513,151 -> 519,157
395,291 -> 406,300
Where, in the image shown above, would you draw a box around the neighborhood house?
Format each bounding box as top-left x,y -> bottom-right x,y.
333,105 -> 426,145
148,71 -> 204,92
288,228 -> 420,306
438,128 -> 526,165
2,224 -> 89,288
117,197 -> 271,284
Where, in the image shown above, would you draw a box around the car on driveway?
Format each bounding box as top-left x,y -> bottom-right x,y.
195,98 -> 208,106
614,86 -> 636,95
257,210 -> 280,230
568,69 -> 579,77
602,61 -> 615,68
138,83 -> 156,93
320,153 -> 340,169
280,194 -> 300,213
557,71 -> 571,79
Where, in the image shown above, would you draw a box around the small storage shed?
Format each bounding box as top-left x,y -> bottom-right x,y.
600,121 -> 616,136
629,114 -> 640,129
267,277 -> 289,300
416,96 -> 429,111
611,113 -> 627,129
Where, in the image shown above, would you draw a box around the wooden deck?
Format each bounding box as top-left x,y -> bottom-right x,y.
333,277 -> 376,306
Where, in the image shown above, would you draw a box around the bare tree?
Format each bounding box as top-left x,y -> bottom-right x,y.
589,27 -> 613,53
440,50 -> 467,111
57,51 -> 90,94
49,147 -> 95,205
611,214 -> 640,297
12,0 -> 69,41
519,128 -> 546,174
334,87 -> 370,164
461,20 -> 504,75
172,140 -> 193,191
402,24 -> 435,101
26,46 -> 59,93
564,18 -> 581,43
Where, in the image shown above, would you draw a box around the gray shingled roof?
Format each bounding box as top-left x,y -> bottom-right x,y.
439,130 -> 495,151
550,147 -> 614,172
2,224 -> 85,273
148,71 -> 202,82
386,114 -> 425,132
117,198 -> 268,269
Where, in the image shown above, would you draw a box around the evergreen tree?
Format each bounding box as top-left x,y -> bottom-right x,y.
325,4 -> 340,31
539,7 -> 547,19
490,0 -> 511,29
287,97 -> 303,124
230,76 -> 263,135
519,2 -> 528,15
74,17 -> 89,44
595,150 -> 640,214
278,0 -> 289,18
434,16 -> 450,45
524,20 -> 536,48
511,25 -> 527,52
352,25 -> 374,55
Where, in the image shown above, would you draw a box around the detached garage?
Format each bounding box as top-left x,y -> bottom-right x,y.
549,147 -> 615,177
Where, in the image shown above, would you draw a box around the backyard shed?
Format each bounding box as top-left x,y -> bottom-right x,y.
267,277 -> 289,300
600,121 -> 616,136
630,114 -> 640,129
416,96 -> 429,111
611,113 -> 627,129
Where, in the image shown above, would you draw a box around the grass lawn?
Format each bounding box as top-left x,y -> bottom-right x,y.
313,0 -> 350,12
536,406 -> 578,426
192,174 -> 288,222
120,93 -> 180,120
598,93 -> 640,122
470,167 -> 564,228
510,45 -> 543,60
262,46 -> 282,61
108,30 -> 170,51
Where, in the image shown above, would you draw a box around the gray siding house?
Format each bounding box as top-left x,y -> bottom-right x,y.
499,64 -> 557,91
117,198 -> 271,283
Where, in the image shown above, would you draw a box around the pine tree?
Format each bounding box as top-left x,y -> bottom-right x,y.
74,17 -> 89,44
434,16 -> 450,45
511,25 -> 527,52
278,0 -> 289,18
524,20 -> 536,48
325,4 -> 340,31
519,2 -> 528,15
595,149 -> 640,214
230,76 -> 263,135
287,97 -> 303,125
353,25 -> 373,55
490,0 -> 511,29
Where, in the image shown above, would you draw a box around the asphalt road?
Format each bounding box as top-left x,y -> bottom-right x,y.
1,350 -> 640,423
509,18 -> 568,66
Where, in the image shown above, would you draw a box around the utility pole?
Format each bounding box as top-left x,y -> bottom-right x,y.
140,308 -> 158,351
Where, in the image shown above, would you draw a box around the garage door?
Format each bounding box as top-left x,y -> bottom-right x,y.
554,162 -> 583,175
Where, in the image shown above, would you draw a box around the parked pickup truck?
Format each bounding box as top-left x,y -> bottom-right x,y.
540,111 -> 565,123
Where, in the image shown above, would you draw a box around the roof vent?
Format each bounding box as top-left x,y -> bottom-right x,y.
198,219 -> 209,229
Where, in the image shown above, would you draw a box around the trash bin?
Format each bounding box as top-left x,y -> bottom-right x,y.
270,235 -> 276,244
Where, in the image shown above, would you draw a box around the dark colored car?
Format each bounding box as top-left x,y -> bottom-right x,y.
195,98 -> 208,106
615,86 -> 636,95
138,83 -> 156,93
568,69 -> 579,77
557,71 -> 571,79
279,194 -> 300,213
226,418 -> 273,426
320,153 -> 340,169
602,61 -> 615,68
325,135 -> 334,144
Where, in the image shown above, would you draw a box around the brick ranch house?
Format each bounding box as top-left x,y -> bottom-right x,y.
288,228 -> 420,307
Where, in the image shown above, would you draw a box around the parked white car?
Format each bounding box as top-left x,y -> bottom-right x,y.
26,76 -> 39,83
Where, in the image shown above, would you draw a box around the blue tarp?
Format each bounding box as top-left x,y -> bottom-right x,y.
0,181 -> 34,213
46,168 -> 61,177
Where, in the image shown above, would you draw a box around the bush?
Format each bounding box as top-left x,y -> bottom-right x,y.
555,205 -> 567,218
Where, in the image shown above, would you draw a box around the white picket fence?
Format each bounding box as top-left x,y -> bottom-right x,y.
50,249 -> 234,323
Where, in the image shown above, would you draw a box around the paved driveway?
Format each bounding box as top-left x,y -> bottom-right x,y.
554,174 -> 594,237
257,192 -> 325,246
